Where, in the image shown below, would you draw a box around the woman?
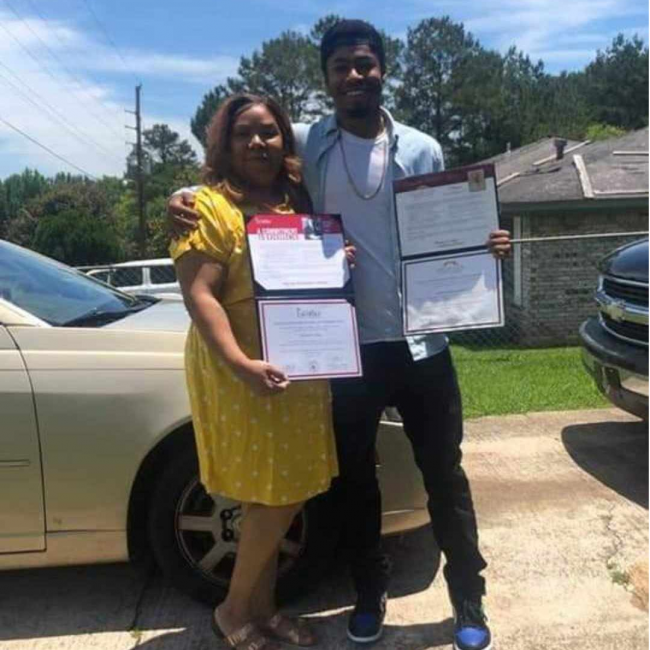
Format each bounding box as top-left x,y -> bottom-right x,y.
171,94 -> 342,650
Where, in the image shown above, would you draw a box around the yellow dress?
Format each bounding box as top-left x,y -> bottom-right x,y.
170,187 -> 338,505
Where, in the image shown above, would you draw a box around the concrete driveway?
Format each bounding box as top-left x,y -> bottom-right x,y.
1,408 -> 647,650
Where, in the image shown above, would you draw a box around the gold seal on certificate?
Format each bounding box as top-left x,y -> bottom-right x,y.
394,164 -> 504,335
246,214 -> 362,380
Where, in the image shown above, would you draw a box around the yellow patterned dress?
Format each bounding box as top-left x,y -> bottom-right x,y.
170,187 -> 338,506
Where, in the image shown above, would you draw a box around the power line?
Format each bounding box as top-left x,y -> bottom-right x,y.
0,61 -> 124,166
0,115 -> 98,179
80,0 -> 139,82
26,0 -> 126,131
0,19 -> 125,164
0,0 -> 125,142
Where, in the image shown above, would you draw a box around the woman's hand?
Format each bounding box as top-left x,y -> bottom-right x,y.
168,191 -> 200,239
486,229 -> 512,260
344,242 -> 357,268
233,359 -> 290,395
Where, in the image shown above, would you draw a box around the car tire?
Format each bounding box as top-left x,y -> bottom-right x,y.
147,447 -> 339,606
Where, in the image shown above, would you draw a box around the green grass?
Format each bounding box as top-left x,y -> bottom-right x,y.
451,345 -> 609,420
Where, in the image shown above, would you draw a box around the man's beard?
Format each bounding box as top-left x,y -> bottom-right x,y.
343,92 -> 382,119
345,105 -> 374,119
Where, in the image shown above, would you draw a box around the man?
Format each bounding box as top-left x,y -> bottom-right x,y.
169,20 -> 511,650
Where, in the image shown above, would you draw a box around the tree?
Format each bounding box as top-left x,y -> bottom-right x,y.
489,48 -> 547,150
451,47 -> 505,163
231,30 -> 322,122
586,34 -> 649,129
120,124 -> 200,259
533,71 -> 592,140
32,208 -> 121,266
584,123 -> 627,141
0,169 -> 49,237
140,124 -> 198,169
7,181 -> 123,265
397,17 -> 494,165
191,85 -> 230,147
192,30 -> 321,145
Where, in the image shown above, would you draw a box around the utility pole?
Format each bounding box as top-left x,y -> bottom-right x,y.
126,84 -> 145,258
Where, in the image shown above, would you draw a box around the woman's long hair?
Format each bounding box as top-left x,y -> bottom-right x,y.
202,93 -> 313,213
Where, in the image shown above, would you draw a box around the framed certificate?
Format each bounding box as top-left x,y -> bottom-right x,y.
402,251 -> 503,334
246,214 -> 361,380
258,299 -> 362,380
393,164 -> 505,335
394,165 -> 500,258
247,214 -> 350,292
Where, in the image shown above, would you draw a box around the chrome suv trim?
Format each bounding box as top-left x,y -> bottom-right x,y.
596,273 -> 649,347
601,274 -> 649,289
596,290 -> 649,326
598,313 -> 649,347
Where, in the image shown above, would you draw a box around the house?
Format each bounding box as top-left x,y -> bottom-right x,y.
485,128 -> 648,347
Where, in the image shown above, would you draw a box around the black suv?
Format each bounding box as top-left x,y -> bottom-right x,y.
580,238 -> 648,420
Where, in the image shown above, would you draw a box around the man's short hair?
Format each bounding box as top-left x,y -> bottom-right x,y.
320,19 -> 386,76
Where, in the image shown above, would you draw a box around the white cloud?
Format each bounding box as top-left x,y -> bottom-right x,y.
290,23 -> 312,36
78,51 -> 238,84
0,12 -> 227,179
387,0 -> 646,70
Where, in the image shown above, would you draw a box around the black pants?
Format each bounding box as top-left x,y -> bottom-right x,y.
323,341 -> 487,601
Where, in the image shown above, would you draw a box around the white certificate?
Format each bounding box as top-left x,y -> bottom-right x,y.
258,299 -> 362,380
394,166 -> 499,257
403,251 -> 504,334
247,214 -> 349,291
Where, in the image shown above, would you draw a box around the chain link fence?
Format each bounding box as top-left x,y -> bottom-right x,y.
78,229 -> 647,349
78,260 -> 179,296
451,217 -> 647,350
78,226 -> 646,418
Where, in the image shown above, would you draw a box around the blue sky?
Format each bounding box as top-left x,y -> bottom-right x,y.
0,0 -> 647,179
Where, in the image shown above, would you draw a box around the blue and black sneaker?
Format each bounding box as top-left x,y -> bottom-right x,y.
452,598 -> 492,650
347,591 -> 387,644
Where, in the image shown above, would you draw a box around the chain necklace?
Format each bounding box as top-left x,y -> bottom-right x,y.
338,126 -> 388,201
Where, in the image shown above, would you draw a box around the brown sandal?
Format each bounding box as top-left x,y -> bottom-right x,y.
212,609 -> 281,650
261,613 -> 317,647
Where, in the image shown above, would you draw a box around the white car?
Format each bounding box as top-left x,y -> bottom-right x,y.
0,239 -> 428,604
85,258 -> 180,297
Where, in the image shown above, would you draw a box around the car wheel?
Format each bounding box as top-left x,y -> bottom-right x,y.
147,448 -> 337,606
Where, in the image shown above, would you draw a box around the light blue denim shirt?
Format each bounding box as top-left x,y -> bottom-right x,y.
293,108 -> 448,361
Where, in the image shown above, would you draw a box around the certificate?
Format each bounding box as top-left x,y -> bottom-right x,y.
403,251 -> 503,334
394,165 -> 499,258
258,299 -> 362,380
247,214 -> 349,291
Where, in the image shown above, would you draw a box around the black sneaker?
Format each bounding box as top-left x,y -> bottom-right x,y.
452,598 -> 492,650
347,591 -> 387,644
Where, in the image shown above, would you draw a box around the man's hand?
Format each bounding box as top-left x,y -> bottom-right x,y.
486,229 -> 512,259
232,359 -> 290,396
344,241 -> 357,268
168,190 -> 200,239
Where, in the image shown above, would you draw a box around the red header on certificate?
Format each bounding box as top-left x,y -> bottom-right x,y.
246,214 -> 343,238
246,213 -> 350,292
393,164 -> 496,195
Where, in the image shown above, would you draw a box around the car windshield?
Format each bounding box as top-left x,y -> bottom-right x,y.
0,240 -> 147,326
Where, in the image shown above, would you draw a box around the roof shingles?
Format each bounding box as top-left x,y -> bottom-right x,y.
480,128 -> 648,206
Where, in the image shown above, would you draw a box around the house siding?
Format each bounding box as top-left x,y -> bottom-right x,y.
504,209 -> 647,346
